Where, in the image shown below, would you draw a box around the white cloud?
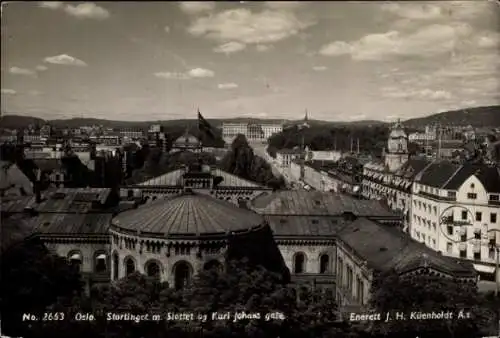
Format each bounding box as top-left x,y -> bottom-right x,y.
44,54 -> 87,66
187,8 -> 314,45
381,3 -> 443,20
255,44 -> 273,52
312,66 -> 327,71
381,2 -> 496,21
64,2 -> 110,20
35,65 -> 48,71
154,72 -> 190,80
179,2 -> 216,15
9,67 -> 36,76
39,1 -> 64,10
218,83 -> 238,89
187,68 -> 215,78
319,23 -> 474,60
476,31 -> 500,49
164,26 -> 170,33
1,88 -> 17,95
213,41 -> 246,54
154,68 -> 215,80
382,87 -> 453,101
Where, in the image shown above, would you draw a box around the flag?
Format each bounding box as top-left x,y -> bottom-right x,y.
198,110 -> 215,139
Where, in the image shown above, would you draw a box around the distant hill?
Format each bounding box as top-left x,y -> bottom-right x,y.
1,105 -> 498,129
403,105 -> 500,128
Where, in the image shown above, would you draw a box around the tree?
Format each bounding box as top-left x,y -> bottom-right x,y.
369,269 -> 485,338
221,134 -> 285,189
0,238 -> 84,337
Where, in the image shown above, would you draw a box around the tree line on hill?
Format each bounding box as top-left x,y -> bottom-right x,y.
1,237 -> 499,338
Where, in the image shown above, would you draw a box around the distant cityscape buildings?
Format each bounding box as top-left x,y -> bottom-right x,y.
222,122 -> 283,144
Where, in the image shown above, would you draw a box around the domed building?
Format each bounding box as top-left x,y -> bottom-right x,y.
171,129 -> 202,153
110,190 -> 288,288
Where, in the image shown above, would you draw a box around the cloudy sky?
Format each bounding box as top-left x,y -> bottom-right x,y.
1,1 -> 499,121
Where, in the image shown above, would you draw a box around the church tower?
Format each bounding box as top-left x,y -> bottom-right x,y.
384,119 -> 408,172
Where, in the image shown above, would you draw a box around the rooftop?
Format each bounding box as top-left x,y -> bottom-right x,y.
338,218 -> 475,276
112,191 -> 266,238
415,161 -> 500,192
250,191 -> 397,217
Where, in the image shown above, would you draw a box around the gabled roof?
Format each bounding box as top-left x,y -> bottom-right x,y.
415,161 -> 500,192
337,218 -> 475,277
444,163 -> 500,193
136,167 -> 266,188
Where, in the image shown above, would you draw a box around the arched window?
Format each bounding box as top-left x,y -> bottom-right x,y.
124,257 -> 136,276
319,254 -> 329,274
293,252 -> 306,274
95,252 -> 107,273
112,252 -> 119,280
203,260 -> 223,272
68,251 -> 82,272
145,260 -> 161,280
174,261 -> 192,290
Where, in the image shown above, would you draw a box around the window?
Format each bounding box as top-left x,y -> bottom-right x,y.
294,252 -> 306,274
447,191 -> 456,198
470,183 -> 475,189
447,226 -> 453,236
459,250 -> 467,258
446,242 -> 453,253
145,261 -> 161,281
174,261 -> 192,290
476,212 -> 482,222
462,211 -> 468,220
319,254 -> 329,274
95,253 -> 107,273
461,229 -> 467,242
474,252 -> 481,260
125,258 -> 135,275
489,194 -> 499,201
69,252 -> 82,272
432,239 -> 436,247
489,248 -> 496,260
475,231 -> 481,239
112,252 -> 119,280
467,193 -> 477,199
491,213 -> 497,223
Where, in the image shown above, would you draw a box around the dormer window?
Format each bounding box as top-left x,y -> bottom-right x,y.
470,183 -> 475,189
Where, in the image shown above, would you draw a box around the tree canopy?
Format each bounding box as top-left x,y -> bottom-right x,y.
369,269 -> 492,338
0,238 -> 84,337
268,125 -> 389,154
220,134 -> 285,189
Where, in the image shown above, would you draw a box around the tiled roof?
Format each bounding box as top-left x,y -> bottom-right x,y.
250,191 -> 397,217
415,161 -> 500,192
136,168 -> 266,188
265,215 -> 343,237
1,196 -> 35,214
338,218 -> 475,276
414,160 -> 461,188
33,212 -> 112,235
444,163 -> 500,193
35,188 -> 112,213
112,192 -> 265,237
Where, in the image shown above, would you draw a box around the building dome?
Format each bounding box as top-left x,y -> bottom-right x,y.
112,191 -> 265,238
389,120 -> 407,139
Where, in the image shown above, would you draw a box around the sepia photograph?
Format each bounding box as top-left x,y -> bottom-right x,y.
1,1 -> 499,338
